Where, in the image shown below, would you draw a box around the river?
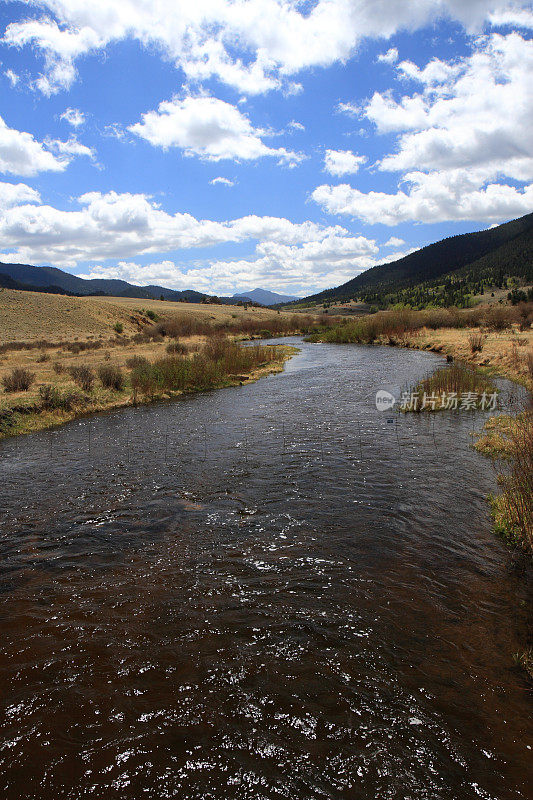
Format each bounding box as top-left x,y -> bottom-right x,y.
0,339 -> 531,799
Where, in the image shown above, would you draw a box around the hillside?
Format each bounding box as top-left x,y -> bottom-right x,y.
0,261 -> 207,303
0,289 -> 299,344
297,212 -> 533,308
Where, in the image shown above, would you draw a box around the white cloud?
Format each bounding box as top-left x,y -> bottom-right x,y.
0,181 -> 41,210
287,120 -> 305,132
314,32 -> 533,226
324,149 -> 366,177
60,107 -> 85,127
397,57 -> 462,85
312,173 -> 533,225
489,9 -> 533,28
384,236 -> 405,247
44,136 -> 95,160
0,115 -> 70,176
4,69 -> 19,86
364,92 -> 429,134
336,101 -> 360,118
82,233 -> 380,296
210,177 -> 235,186
377,47 -> 399,65
4,1 -> 531,96
375,33 -> 533,182
129,95 -> 302,165
0,188 -> 351,267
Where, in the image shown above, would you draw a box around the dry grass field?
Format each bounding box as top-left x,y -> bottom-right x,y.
0,289 -> 151,343
0,289 -> 293,344
404,326 -> 533,387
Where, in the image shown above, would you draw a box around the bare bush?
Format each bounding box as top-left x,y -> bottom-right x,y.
98,365 -> 125,391
126,355 -> 149,369
483,306 -> 514,332
68,364 -> 95,392
2,368 -> 35,392
166,339 -> 187,355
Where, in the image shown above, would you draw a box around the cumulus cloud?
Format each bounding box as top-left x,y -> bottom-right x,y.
44,136 -> 95,160
0,180 -> 41,210
489,8 -> 533,28
324,149 -> 366,177
312,172 -> 533,225
384,236 -> 405,247
287,120 -> 305,132
0,188 -> 352,267
376,33 -> 533,181
129,95 -> 302,165
314,32 -> 533,225
60,107 -> 85,127
82,233 -> 380,296
3,0 -> 531,96
336,101 -> 360,118
0,115 -> 87,176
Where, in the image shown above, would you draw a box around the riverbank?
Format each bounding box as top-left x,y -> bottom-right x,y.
0,341 -> 298,440
308,308 -> 533,559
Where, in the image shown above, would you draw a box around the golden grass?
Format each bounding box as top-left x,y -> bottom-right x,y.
0,338 -> 298,439
0,289 -> 300,344
0,288 -> 318,437
402,326 -> 533,388
0,289 -> 148,343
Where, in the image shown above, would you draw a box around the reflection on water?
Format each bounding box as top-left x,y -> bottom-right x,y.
0,339 -> 532,799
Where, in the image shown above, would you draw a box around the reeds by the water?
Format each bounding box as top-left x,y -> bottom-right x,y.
403,362 -> 497,411
491,411 -> 533,553
130,338 -> 282,398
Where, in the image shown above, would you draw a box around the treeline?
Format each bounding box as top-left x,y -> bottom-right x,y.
294,211 -> 533,310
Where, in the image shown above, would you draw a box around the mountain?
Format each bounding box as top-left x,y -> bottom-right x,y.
232,288 -> 299,305
296,212 -> 533,308
0,261 -> 207,303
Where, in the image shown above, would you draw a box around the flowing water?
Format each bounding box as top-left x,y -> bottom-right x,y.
0,339 -> 531,800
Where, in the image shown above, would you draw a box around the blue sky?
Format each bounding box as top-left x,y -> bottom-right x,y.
0,1 -> 532,297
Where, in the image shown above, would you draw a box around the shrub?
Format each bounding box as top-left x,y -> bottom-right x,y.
126,355 -> 149,369
2,368 -> 35,392
39,384 -> 81,411
98,364 -> 125,391
114,322 -> 124,334
130,338 -> 280,398
484,306 -> 513,331
64,340 -> 103,353
166,339 -> 187,355
146,309 -> 158,321
517,302 -> 533,331
36,351 -> 50,363
53,361 -> 64,374
68,364 -> 95,392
